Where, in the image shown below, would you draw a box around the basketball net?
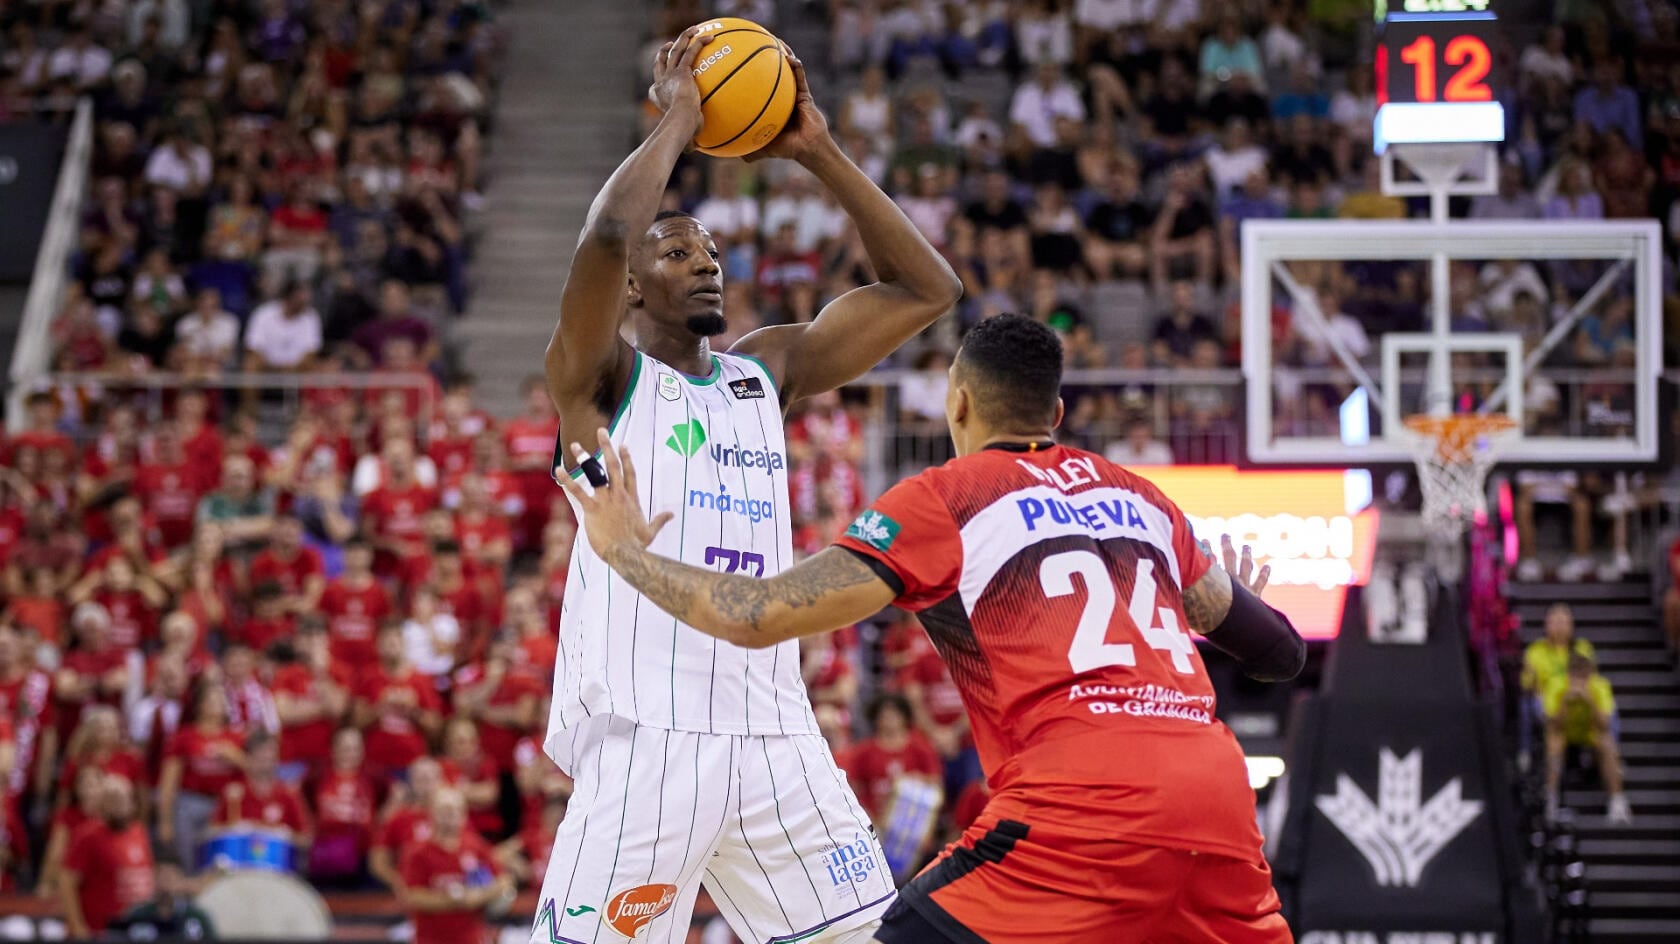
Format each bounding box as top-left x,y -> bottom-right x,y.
1402,413 -> 1519,533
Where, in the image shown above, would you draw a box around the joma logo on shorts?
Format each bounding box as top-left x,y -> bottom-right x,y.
605,883 -> 678,938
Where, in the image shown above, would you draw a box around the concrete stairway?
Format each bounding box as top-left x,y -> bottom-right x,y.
456,0 -> 651,415
1507,580 -> 1680,943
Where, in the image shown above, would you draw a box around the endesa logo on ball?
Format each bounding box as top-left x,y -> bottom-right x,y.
605,883 -> 678,938
693,45 -> 732,77
1142,466 -> 1380,639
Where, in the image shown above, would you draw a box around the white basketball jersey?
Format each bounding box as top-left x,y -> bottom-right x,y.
548,350 -> 817,752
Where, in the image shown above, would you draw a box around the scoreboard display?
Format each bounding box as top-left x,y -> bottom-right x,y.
1373,0 -> 1504,150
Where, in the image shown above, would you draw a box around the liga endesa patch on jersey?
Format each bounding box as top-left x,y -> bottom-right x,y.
728,376 -> 765,400
845,509 -> 900,551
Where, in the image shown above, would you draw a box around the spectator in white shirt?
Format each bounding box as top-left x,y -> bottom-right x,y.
128,0 -> 191,52
402,588 -> 460,678
173,288 -> 241,373
243,282 -> 323,371
691,161 -> 759,280
1204,119 -> 1267,196
760,171 -> 845,254
1016,0 -> 1075,67
144,124 -> 212,197
1519,25 -> 1574,92
47,26 -> 112,90
1105,418 -> 1176,467
1010,63 -> 1086,149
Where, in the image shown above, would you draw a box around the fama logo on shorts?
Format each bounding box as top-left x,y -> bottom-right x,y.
604,883 -> 678,939
710,443 -> 785,472
689,483 -> 774,522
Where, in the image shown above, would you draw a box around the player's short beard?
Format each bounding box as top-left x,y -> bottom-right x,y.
687,314 -> 728,337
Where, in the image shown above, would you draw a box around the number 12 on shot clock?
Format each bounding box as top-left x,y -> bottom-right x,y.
1377,20 -> 1495,105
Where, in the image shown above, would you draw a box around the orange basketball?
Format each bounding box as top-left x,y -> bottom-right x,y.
684,18 -> 796,159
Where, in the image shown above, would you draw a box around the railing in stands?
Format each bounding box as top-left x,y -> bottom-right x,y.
848,368 -> 1245,495
7,98 -> 93,433
43,372 -> 439,442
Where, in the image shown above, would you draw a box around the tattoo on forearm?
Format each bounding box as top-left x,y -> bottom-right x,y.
605,546 -> 878,640
1182,567 -> 1233,634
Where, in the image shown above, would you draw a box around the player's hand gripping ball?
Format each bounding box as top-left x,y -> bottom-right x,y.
678,17 -> 798,158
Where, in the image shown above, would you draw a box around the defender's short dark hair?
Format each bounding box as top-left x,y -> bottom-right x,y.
955,314 -> 1063,428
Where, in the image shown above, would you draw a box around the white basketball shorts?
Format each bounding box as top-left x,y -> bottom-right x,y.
531,714 -> 895,943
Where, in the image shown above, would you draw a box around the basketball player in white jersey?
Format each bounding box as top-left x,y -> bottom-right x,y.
534,28 -> 961,944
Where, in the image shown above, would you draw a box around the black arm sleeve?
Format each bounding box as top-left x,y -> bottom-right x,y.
1199,582 -> 1307,683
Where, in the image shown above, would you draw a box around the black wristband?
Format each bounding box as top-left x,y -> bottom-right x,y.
1203,581 -> 1307,683
579,454 -> 609,488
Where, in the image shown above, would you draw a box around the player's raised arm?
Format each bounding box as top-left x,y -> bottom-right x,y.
731,53 -> 962,405
1181,535 -> 1307,683
559,432 -> 896,647
546,29 -> 708,408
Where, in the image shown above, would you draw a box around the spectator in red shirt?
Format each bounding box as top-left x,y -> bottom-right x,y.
0,619 -> 58,781
503,587 -> 556,679
511,735 -> 571,832
221,643 -> 280,735
54,602 -> 129,739
452,633 -> 540,773
801,632 -> 858,710
38,764 -> 102,900
370,756 -> 445,891
133,423 -> 205,548
211,730 -> 313,855
320,539 -> 392,666
8,391 -> 76,469
439,718 -> 501,837
451,473 -> 513,574
174,388 -> 225,490
414,539 -> 490,656
354,623 -> 443,781
158,680 -> 247,869
84,495 -> 167,573
249,513 -> 326,614
499,792 -> 565,891
56,705 -> 145,810
155,609 -> 213,676
500,376 -> 558,551
427,389 -> 481,482
68,555 -> 166,649
272,619 -> 351,783
232,581 -> 295,652
6,503 -> 86,603
899,639 -> 979,793
155,523 -> 236,642
309,728 -> 378,884
60,773 -> 156,936
263,183 -> 330,291
398,787 -> 512,944
3,566 -> 66,647
360,438 -> 438,579
843,693 -> 943,823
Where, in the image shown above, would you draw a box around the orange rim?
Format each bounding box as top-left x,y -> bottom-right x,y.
1403,414 -> 1520,463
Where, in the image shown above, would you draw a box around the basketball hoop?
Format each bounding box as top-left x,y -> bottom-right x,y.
1402,414 -> 1520,534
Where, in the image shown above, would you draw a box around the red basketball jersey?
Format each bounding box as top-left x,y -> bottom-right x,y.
835,444 -> 1263,862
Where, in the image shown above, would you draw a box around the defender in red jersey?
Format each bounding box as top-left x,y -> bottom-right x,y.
561,316 -> 1304,943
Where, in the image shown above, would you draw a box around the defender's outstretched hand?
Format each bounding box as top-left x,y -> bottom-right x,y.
1221,533 -> 1271,597
557,429 -> 673,560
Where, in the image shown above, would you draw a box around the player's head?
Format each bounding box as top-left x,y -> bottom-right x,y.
947,315 -> 1065,455
628,210 -> 726,339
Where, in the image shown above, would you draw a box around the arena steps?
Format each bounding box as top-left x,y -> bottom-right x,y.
1507,577 -> 1680,941
458,0 -> 650,413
